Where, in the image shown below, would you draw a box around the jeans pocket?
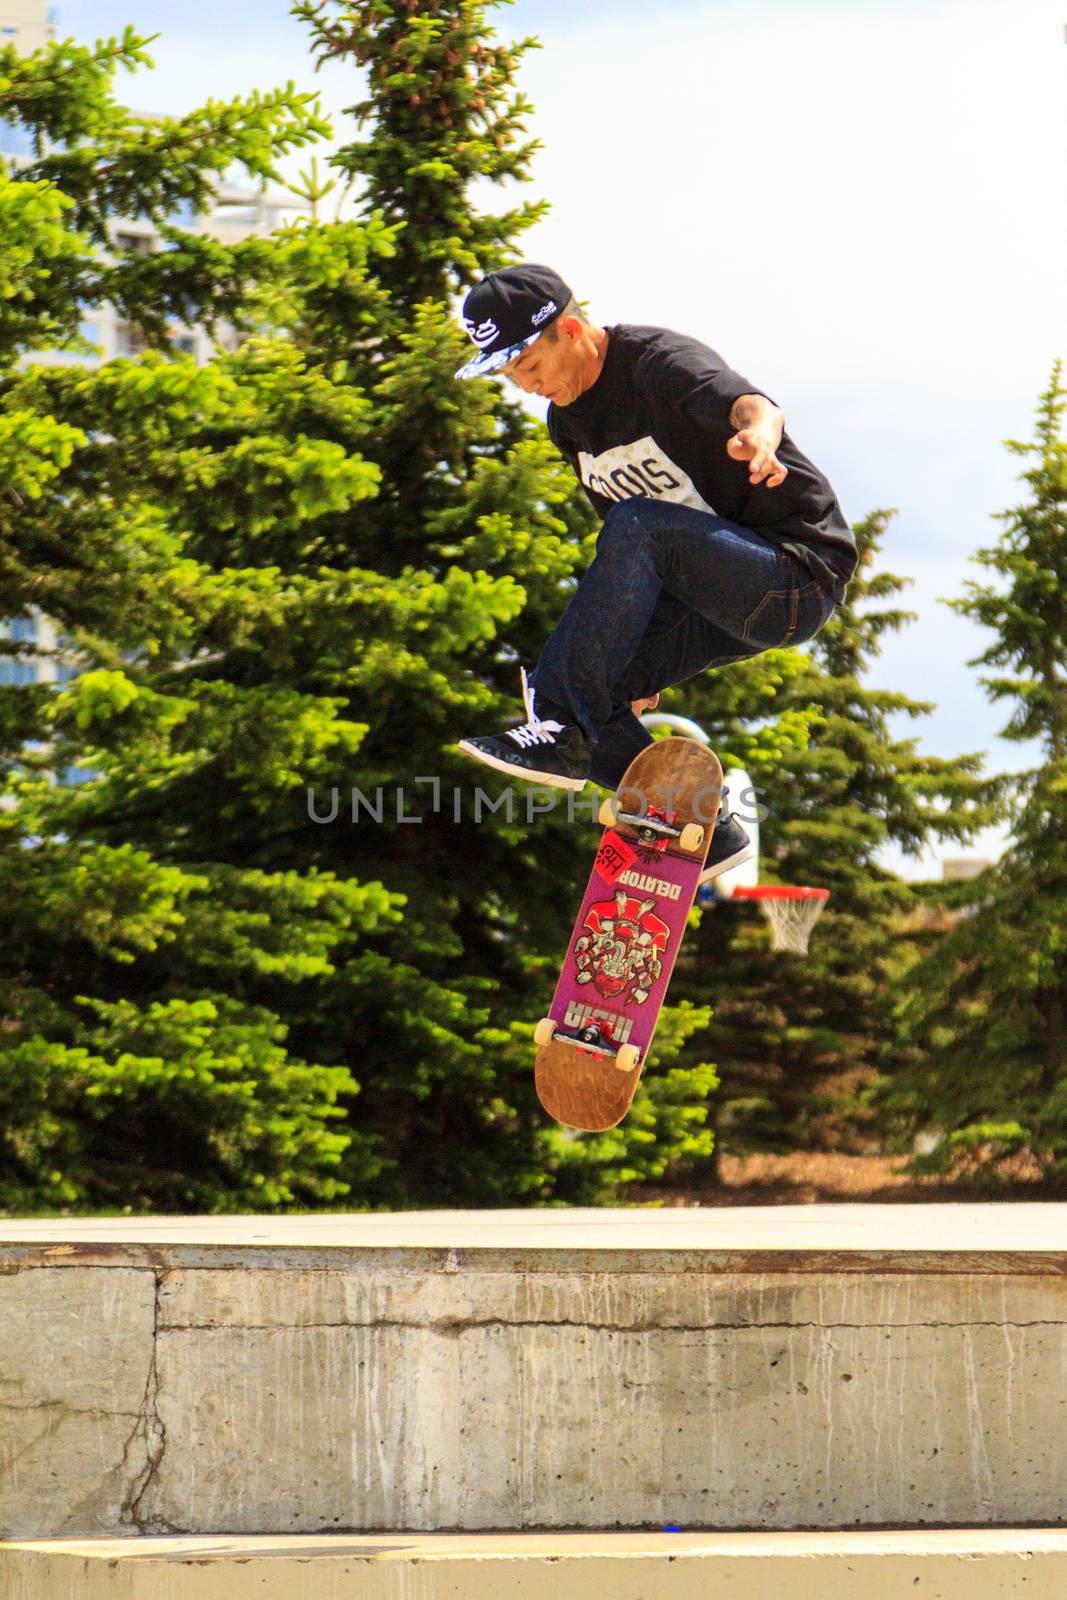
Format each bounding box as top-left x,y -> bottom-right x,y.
742,580 -> 830,648
741,586 -> 800,648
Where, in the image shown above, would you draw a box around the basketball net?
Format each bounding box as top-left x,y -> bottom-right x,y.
731,885 -> 830,956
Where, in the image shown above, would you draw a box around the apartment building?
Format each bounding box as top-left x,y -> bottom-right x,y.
0,0 -> 55,57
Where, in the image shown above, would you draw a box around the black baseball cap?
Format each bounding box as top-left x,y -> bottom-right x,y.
455,263 -> 573,380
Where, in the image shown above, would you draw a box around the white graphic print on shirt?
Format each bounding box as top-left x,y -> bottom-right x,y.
576,435 -> 714,513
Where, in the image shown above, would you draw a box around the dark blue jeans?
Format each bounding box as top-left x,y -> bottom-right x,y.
528,497 -> 839,789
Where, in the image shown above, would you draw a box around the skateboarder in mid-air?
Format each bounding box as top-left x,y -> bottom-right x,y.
454,264 -> 857,884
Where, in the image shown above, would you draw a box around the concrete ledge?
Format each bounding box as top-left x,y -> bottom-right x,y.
3,1203 -> 1067,1270
2,1208 -> 1067,1538
3,1530 -> 1067,1599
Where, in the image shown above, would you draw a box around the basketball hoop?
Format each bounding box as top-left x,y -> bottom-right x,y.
731,884 -> 830,955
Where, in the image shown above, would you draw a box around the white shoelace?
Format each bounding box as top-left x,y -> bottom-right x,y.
507,667 -> 564,749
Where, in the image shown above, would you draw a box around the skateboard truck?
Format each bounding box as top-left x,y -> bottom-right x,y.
597,799 -> 705,855
533,1017 -> 641,1074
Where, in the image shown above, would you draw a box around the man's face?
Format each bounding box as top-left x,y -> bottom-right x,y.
498,319 -> 585,406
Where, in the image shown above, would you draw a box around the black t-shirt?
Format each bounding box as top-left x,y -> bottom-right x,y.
547,324 -> 857,597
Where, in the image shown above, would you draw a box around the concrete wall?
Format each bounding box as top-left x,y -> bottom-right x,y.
1,1209 -> 1066,1537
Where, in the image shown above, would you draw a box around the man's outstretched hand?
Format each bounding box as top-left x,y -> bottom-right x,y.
726,394 -> 789,488
726,427 -> 789,488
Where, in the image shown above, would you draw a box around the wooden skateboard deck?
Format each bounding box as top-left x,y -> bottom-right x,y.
534,737 -> 723,1131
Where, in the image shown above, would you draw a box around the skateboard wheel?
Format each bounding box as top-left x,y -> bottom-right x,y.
679,823 -> 705,853
598,798 -> 618,828
533,1017 -> 557,1048
614,1044 -> 640,1073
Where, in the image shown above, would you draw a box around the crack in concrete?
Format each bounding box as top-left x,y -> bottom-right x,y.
0,1399 -> 142,1416
2,1407 -> 81,1471
157,1317 -> 1067,1335
117,1270 -> 171,1534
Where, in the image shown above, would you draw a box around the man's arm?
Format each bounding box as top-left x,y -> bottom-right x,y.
726,393 -> 788,488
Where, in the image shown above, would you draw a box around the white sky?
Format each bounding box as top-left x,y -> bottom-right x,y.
63,0 -> 1067,878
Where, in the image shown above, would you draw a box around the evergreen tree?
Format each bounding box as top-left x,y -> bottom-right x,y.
661,512 -> 999,1178
274,0 -> 847,1200
0,26 -> 381,1212
884,366 -> 1067,1187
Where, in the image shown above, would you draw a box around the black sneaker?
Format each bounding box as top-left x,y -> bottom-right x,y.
458,669 -> 592,791
698,792 -> 755,885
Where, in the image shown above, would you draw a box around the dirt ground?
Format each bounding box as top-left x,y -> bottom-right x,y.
632,1151 -> 1058,1206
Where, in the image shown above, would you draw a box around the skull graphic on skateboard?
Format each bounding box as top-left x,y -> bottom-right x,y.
534,737 -> 723,1131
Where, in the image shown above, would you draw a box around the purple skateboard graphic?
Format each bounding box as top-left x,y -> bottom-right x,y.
545,827 -> 701,1064
534,736 -> 722,1131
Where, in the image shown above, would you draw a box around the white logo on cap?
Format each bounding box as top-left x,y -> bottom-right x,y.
463,316 -> 500,349
531,299 -> 558,326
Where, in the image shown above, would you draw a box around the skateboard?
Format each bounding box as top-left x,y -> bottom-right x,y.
534,737 -> 723,1131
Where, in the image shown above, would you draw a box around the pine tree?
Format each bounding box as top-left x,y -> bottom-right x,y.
286,0 -> 742,1200
884,366 -> 1067,1187
661,512 -> 999,1178
0,27 -> 383,1211
276,0 -> 863,1202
